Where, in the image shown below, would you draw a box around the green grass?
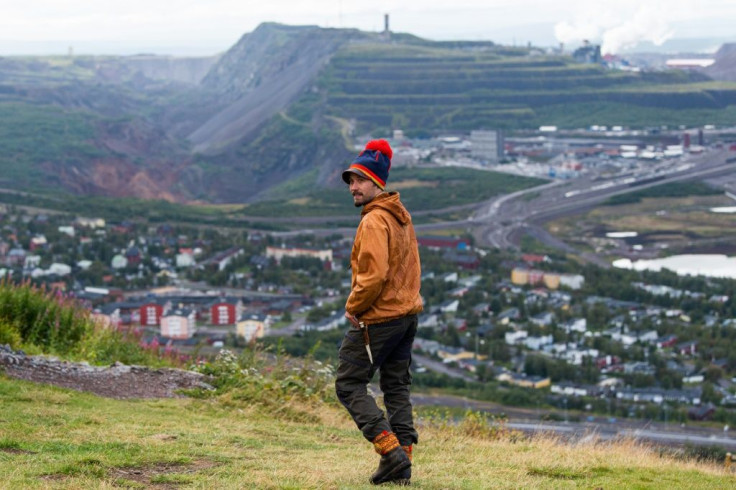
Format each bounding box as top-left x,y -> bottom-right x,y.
603,181 -> 723,206
241,167 -> 546,218
0,102 -> 103,187
1,376 -> 734,488
0,165 -> 544,223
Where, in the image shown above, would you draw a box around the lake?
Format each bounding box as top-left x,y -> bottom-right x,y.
612,254 -> 736,279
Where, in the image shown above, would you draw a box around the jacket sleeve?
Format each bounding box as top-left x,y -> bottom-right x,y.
346,214 -> 390,316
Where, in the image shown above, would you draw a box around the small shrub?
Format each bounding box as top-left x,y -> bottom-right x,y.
0,319 -> 22,348
190,345 -> 337,415
0,279 -> 92,354
420,408 -> 519,441
0,279 -> 176,367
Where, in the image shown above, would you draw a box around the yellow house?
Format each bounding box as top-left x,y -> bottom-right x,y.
511,268 -> 529,285
237,313 -> 270,342
437,347 -> 488,363
542,273 -> 561,289
497,372 -> 551,389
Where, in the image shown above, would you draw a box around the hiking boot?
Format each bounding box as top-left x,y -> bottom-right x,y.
389,467 -> 411,486
387,445 -> 412,486
370,432 -> 411,485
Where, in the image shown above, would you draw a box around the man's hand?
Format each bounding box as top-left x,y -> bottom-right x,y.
345,311 -> 360,328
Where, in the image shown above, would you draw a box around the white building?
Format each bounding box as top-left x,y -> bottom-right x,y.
48,263 -> 72,276
58,226 -> 75,237
470,130 -> 504,164
562,318 -> 587,333
560,274 -> 585,290
111,254 -> 128,269
505,330 -> 528,345
524,335 -> 554,350
564,348 -> 599,366
266,246 -> 332,264
160,309 -> 196,339
176,253 -> 196,268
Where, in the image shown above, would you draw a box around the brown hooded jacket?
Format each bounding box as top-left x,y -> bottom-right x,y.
346,192 -> 423,324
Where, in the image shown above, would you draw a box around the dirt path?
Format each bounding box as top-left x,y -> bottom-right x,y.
0,345 -> 213,399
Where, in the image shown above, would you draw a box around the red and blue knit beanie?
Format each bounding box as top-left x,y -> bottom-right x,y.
341,139 -> 393,189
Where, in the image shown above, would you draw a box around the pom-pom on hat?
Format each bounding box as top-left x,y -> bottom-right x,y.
342,139 -> 393,189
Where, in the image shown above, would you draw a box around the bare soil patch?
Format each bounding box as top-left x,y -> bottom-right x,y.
109,460 -> 219,488
0,447 -> 36,455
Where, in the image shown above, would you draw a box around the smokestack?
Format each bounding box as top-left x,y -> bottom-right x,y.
384,14 -> 389,33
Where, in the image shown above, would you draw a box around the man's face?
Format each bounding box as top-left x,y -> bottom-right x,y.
348,173 -> 382,207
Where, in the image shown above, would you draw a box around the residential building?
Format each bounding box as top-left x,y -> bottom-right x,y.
497,372 -> 551,389
140,301 -> 166,327
237,313 -> 270,341
676,341 -> 698,356
91,304 -> 121,329
265,245 -> 333,264
160,309 -> 196,339
470,129 -> 504,164
209,298 -> 243,326
524,335 -> 554,350
505,330 -> 528,345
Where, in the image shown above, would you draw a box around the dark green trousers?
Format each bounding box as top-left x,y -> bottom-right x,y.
335,314 -> 418,446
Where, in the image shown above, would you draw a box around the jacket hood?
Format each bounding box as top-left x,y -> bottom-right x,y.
362,192 -> 411,225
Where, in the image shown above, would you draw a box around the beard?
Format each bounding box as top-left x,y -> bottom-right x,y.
352,193 -> 369,207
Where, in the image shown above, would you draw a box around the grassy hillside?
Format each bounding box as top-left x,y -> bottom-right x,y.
0,103 -> 104,188
320,43 -> 736,132
0,165 -> 545,227
1,281 -> 734,488
244,167 -> 546,218
1,376 -> 735,488
547,182 -> 736,257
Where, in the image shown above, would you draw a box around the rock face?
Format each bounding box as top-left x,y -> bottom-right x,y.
122,55 -> 220,86
0,345 -> 213,399
0,22 -> 364,203
703,43 -> 736,82
189,23 -> 364,153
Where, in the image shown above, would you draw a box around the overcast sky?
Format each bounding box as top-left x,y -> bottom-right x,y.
1,0 -> 735,56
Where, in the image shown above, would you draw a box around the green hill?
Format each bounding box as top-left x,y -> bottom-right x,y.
3,24 -> 736,203
319,43 -> 736,132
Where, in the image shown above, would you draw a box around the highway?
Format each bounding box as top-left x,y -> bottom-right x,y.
268,149 -> 736,260
466,149 -> 736,257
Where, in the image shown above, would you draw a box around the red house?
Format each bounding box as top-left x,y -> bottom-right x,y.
210,299 -> 243,326
521,254 -> 547,265
596,355 -> 621,370
125,246 -> 142,266
676,341 -> 698,356
140,302 -> 164,327
656,334 -> 678,349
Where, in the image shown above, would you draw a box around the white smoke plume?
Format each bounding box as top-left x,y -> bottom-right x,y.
601,4 -> 674,54
554,20 -> 601,46
554,1 -> 690,55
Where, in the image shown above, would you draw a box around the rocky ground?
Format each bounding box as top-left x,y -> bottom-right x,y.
0,345 -> 213,399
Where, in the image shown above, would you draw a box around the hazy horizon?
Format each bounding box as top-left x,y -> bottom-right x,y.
1,0 -> 735,57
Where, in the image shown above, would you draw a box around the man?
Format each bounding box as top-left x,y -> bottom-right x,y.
335,139 -> 423,485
